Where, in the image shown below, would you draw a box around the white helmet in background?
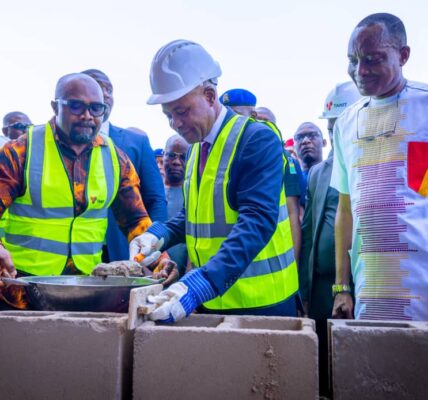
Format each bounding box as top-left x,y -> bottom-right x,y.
147,39 -> 222,105
320,81 -> 362,119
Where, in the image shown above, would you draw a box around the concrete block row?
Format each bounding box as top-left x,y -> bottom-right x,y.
5,309 -> 427,400
329,319 -> 428,400
0,311 -> 318,400
133,314 -> 318,400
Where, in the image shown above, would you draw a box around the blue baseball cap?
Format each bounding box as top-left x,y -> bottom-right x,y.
154,148 -> 164,157
220,88 -> 257,107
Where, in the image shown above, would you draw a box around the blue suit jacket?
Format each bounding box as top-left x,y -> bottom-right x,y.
106,124 -> 167,261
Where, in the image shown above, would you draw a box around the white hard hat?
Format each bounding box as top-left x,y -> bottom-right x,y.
320,81 -> 362,119
147,39 -> 222,105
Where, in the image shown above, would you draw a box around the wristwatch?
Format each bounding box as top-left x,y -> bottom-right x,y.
332,284 -> 352,298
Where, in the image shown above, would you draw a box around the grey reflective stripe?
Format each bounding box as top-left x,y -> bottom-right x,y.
186,203 -> 288,239
184,145 -> 197,207
71,241 -> 103,255
185,221 -> 234,238
100,142 -> 116,207
5,233 -> 69,255
81,209 -> 108,219
28,125 -> 46,209
5,234 -> 103,256
213,116 -> 248,224
278,204 -> 288,222
240,248 -> 295,279
10,204 -> 74,218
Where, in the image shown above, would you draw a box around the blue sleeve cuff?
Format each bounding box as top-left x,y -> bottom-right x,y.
147,222 -> 171,247
181,269 -> 218,305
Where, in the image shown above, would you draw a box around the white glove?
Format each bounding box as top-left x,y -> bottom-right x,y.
147,282 -> 189,322
147,269 -> 217,323
129,232 -> 164,263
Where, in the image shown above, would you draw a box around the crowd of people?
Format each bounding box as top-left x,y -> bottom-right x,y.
0,12 -> 427,396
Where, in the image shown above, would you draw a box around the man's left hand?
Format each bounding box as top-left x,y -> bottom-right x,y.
147,269 -> 217,323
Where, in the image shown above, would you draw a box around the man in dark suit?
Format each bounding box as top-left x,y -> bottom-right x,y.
131,40 -> 299,323
299,81 -> 361,396
82,69 -> 167,261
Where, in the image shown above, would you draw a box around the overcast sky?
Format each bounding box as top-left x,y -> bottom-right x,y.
1,0 -> 427,150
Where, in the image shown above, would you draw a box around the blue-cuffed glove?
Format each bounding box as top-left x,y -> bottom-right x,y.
147,269 -> 217,323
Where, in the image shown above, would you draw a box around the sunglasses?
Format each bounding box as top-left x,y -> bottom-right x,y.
56,99 -> 107,117
165,151 -> 186,162
293,131 -> 322,143
6,122 -> 30,131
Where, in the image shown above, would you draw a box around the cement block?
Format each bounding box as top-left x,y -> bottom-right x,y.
0,310 -> 134,400
133,314 -> 318,400
329,319 -> 428,400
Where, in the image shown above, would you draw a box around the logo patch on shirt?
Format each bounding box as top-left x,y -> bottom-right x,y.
408,141 -> 428,196
287,157 -> 297,174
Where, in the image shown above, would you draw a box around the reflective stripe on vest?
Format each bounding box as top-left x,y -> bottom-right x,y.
4,123 -> 120,275
184,115 -> 298,310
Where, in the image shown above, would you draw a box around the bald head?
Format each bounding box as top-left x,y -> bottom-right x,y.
55,73 -> 103,100
3,111 -> 31,127
255,106 -> 277,124
165,134 -> 189,151
295,122 -> 322,136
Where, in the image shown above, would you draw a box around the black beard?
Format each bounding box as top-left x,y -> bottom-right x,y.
69,125 -> 96,144
166,172 -> 184,184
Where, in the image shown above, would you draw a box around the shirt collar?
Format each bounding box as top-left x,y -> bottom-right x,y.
201,105 -> 227,146
100,120 -> 110,136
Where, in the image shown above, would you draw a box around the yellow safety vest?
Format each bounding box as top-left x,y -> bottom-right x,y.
3,123 -> 120,275
184,115 -> 298,310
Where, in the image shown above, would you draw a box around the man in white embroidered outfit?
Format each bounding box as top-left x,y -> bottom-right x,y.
331,13 -> 428,321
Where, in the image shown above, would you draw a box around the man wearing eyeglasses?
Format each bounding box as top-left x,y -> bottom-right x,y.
130,40 -> 299,323
2,111 -> 32,140
81,69 -> 167,263
294,122 -> 326,180
0,73 -> 161,308
163,135 -> 190,277
331,13 -> 428,321
300,81 -> 361,397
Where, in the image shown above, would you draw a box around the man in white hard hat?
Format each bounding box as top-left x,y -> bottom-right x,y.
299,81 -> 361,397
130,39 -> 299,322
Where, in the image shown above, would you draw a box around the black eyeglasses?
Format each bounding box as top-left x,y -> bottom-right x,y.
6,122 -> 30,131
56,99 -> 107,117
165,151 -> 186,162
356,96 -> 400,141
293,131 -> 322,143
